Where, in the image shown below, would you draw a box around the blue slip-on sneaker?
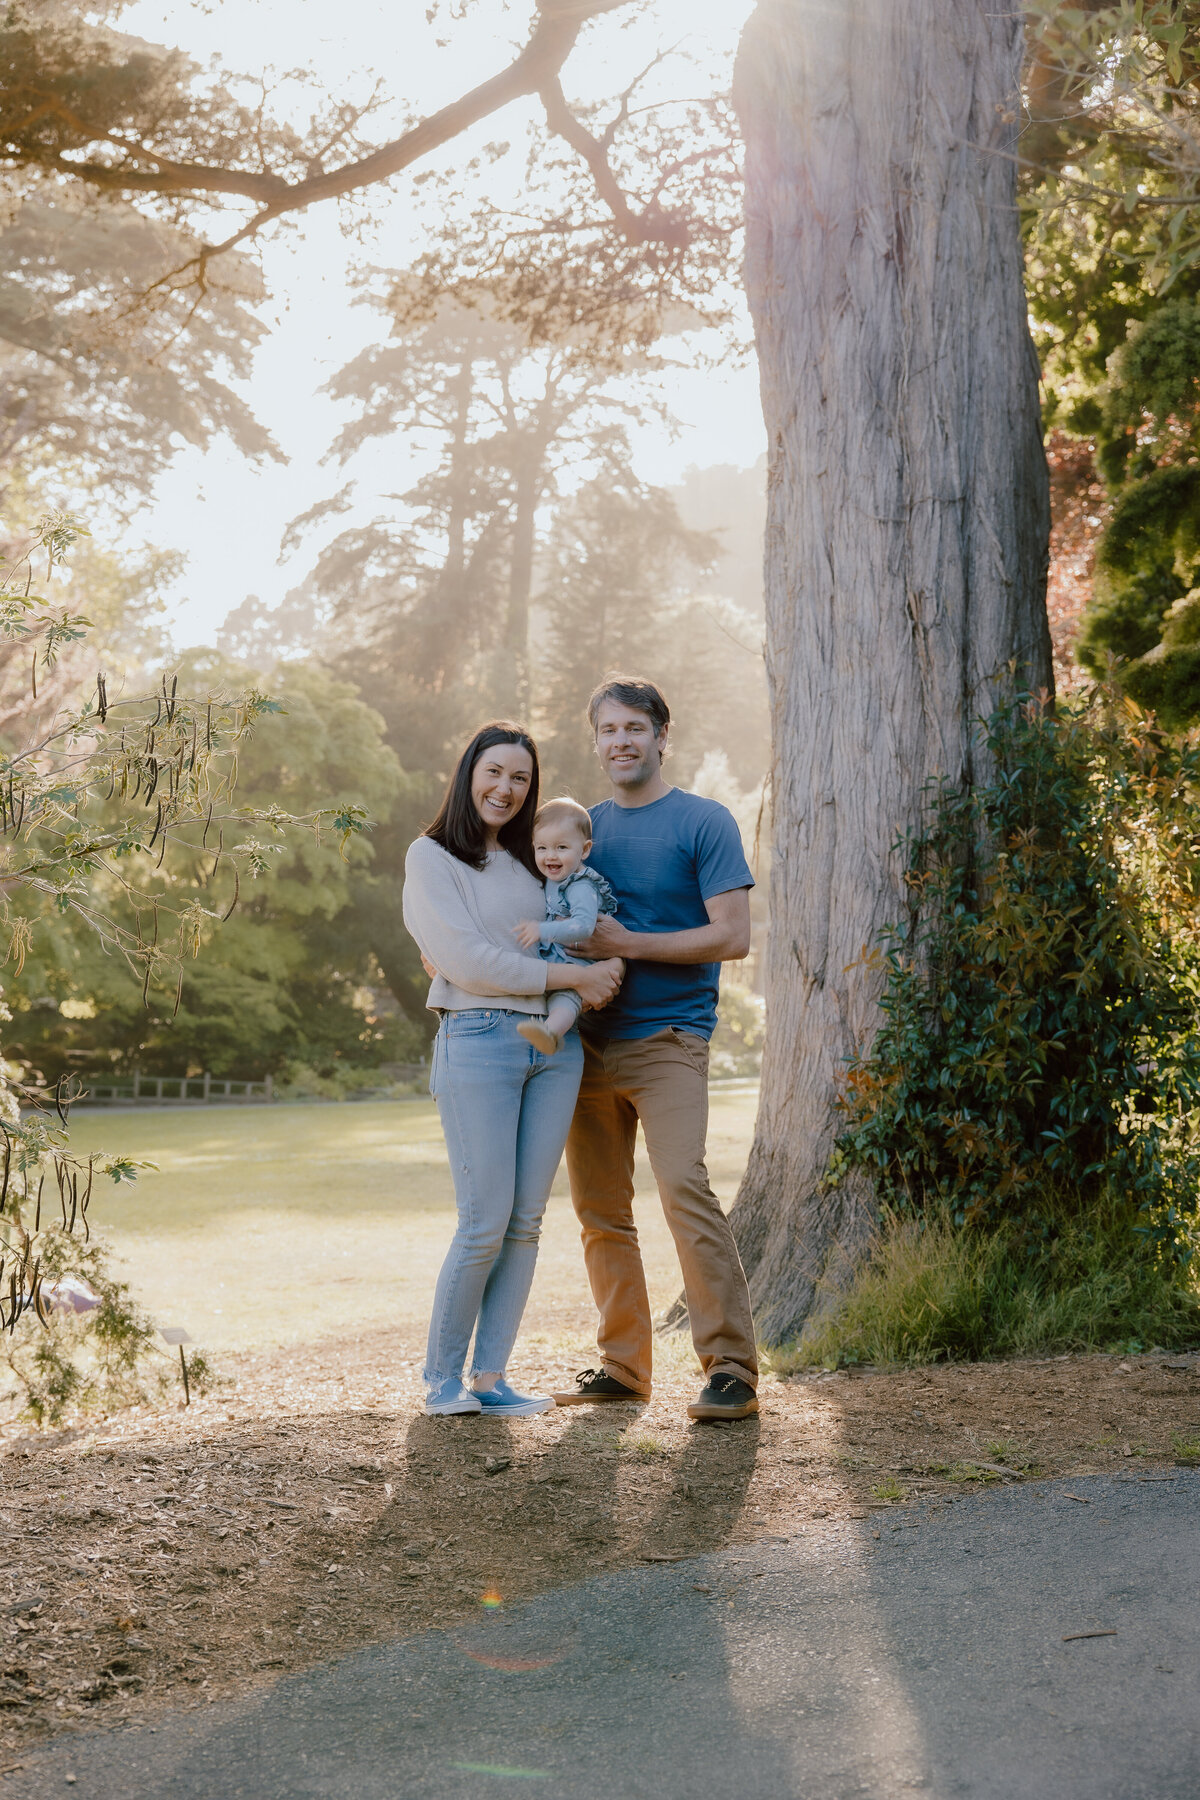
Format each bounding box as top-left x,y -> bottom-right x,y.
473,1376 -> 554,1417
426,1377 -> 483,1417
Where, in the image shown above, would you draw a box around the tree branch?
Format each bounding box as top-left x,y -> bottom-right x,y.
538,73 -> 691,249
50,0 -> 634,223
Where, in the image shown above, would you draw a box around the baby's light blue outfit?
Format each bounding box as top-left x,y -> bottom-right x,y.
539,865 -> 617,1028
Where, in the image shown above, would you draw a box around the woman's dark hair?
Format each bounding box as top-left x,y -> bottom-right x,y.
425,722 -> 541,874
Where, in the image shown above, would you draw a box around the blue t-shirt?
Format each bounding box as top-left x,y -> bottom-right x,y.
583,787 -> 754,1041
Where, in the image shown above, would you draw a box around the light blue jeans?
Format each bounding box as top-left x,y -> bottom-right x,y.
424,1009 -> 583,1391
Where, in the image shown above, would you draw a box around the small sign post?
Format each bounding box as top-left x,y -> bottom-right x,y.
159,1327 -> 194,1404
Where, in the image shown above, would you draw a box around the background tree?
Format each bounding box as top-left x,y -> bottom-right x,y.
286,282 -> 677,1019
6,656 -> 410,1083
535,469 -> 765,796
727,0 -> 1052,1342
306,284 -> 661,723
1,0 -> 736,338
0,197 -> 274,504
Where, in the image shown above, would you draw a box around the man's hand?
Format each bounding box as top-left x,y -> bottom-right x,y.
514,919 -> 543,949
574,915 -> 633,959
576,888 -> 751,966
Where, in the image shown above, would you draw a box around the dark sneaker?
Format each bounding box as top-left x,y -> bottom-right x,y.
687,1374 -> 759,1421
552,1367 -> 643,1405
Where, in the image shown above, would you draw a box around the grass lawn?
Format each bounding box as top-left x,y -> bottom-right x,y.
65,1084 -> 760,1358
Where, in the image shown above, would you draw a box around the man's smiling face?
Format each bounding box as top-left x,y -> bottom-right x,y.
593,698 -> 668,792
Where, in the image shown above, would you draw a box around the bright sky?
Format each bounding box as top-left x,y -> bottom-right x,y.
118,0 -> 765,646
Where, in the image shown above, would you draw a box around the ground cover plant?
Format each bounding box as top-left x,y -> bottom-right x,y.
812,688 -> 1200,1367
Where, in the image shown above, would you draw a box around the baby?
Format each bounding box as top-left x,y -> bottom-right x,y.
515,797 -> 618,1056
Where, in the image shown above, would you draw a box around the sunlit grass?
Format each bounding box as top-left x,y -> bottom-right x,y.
624,1431 -> 669,1460
65,1089 -> 758,1356
870,1478 -> 905,1503
767,1204 -> 1200,1372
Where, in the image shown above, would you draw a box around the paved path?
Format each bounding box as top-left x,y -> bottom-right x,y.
11,1472 -> 1199,1799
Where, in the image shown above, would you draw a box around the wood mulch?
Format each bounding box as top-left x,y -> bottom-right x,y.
1,1330 -> 1198,1768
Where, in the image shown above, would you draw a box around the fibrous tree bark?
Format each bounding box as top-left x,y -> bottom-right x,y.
729,0 -> 1053,1343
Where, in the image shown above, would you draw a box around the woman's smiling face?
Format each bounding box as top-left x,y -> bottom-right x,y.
471,743 -> 534,844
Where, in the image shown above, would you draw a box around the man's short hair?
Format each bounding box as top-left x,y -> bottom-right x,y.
586,675 -> 671,737
534,796 -> 593,839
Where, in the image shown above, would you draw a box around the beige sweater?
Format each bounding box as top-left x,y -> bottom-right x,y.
402,836 -> 549,1016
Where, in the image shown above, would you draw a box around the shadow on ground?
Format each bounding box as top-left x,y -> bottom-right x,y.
7,1471 -> 1199,1799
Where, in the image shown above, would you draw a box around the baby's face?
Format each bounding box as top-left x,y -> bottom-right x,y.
534,826 -> 589,883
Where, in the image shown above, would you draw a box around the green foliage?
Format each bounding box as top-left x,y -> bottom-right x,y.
770,1204 -> 1200,1372
1021,9 -> 1200,713
1020,5 -> 1200,716
1024,4 -> 1200,303
829,692 -> 1200,1255
0,512 -> 372,1449
1075,301 -> 1200,721
274,1053 -> 427,1101
870,1479 -> 906,1503
6,655 -> 406,1081
1,1230 -> 166,1425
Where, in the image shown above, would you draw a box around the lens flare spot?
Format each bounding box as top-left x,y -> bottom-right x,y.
481,1588 -> 503,1609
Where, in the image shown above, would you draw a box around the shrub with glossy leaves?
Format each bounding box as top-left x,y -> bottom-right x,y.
829,690 -> 1200,1258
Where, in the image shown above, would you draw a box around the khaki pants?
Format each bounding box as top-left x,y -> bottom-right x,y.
565,1028 -> 758,1395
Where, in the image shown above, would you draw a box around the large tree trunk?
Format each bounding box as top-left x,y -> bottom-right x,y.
729,0 -> 1052,1343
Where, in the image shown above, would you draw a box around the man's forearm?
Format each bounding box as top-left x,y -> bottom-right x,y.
613,924 -> 745,965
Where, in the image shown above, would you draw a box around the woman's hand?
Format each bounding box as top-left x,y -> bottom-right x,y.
567,957 -> 623,1011
514,919 -> 543,950
420,952 -> 438,980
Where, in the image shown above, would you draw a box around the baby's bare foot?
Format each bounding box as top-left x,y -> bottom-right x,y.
517,1019 -> 560,1056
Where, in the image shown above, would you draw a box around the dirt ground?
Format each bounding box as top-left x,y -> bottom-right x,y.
2,1328 -> 1199,1770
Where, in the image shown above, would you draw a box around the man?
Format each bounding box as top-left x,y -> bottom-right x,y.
552,676 -> 760,1422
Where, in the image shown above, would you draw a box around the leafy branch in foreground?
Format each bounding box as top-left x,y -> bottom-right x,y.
0,514 -> 369,1372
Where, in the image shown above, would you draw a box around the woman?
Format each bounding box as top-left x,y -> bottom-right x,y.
403,722 -> 623,1418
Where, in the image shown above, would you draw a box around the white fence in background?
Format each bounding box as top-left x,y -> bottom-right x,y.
79,1072 -> 272,1105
